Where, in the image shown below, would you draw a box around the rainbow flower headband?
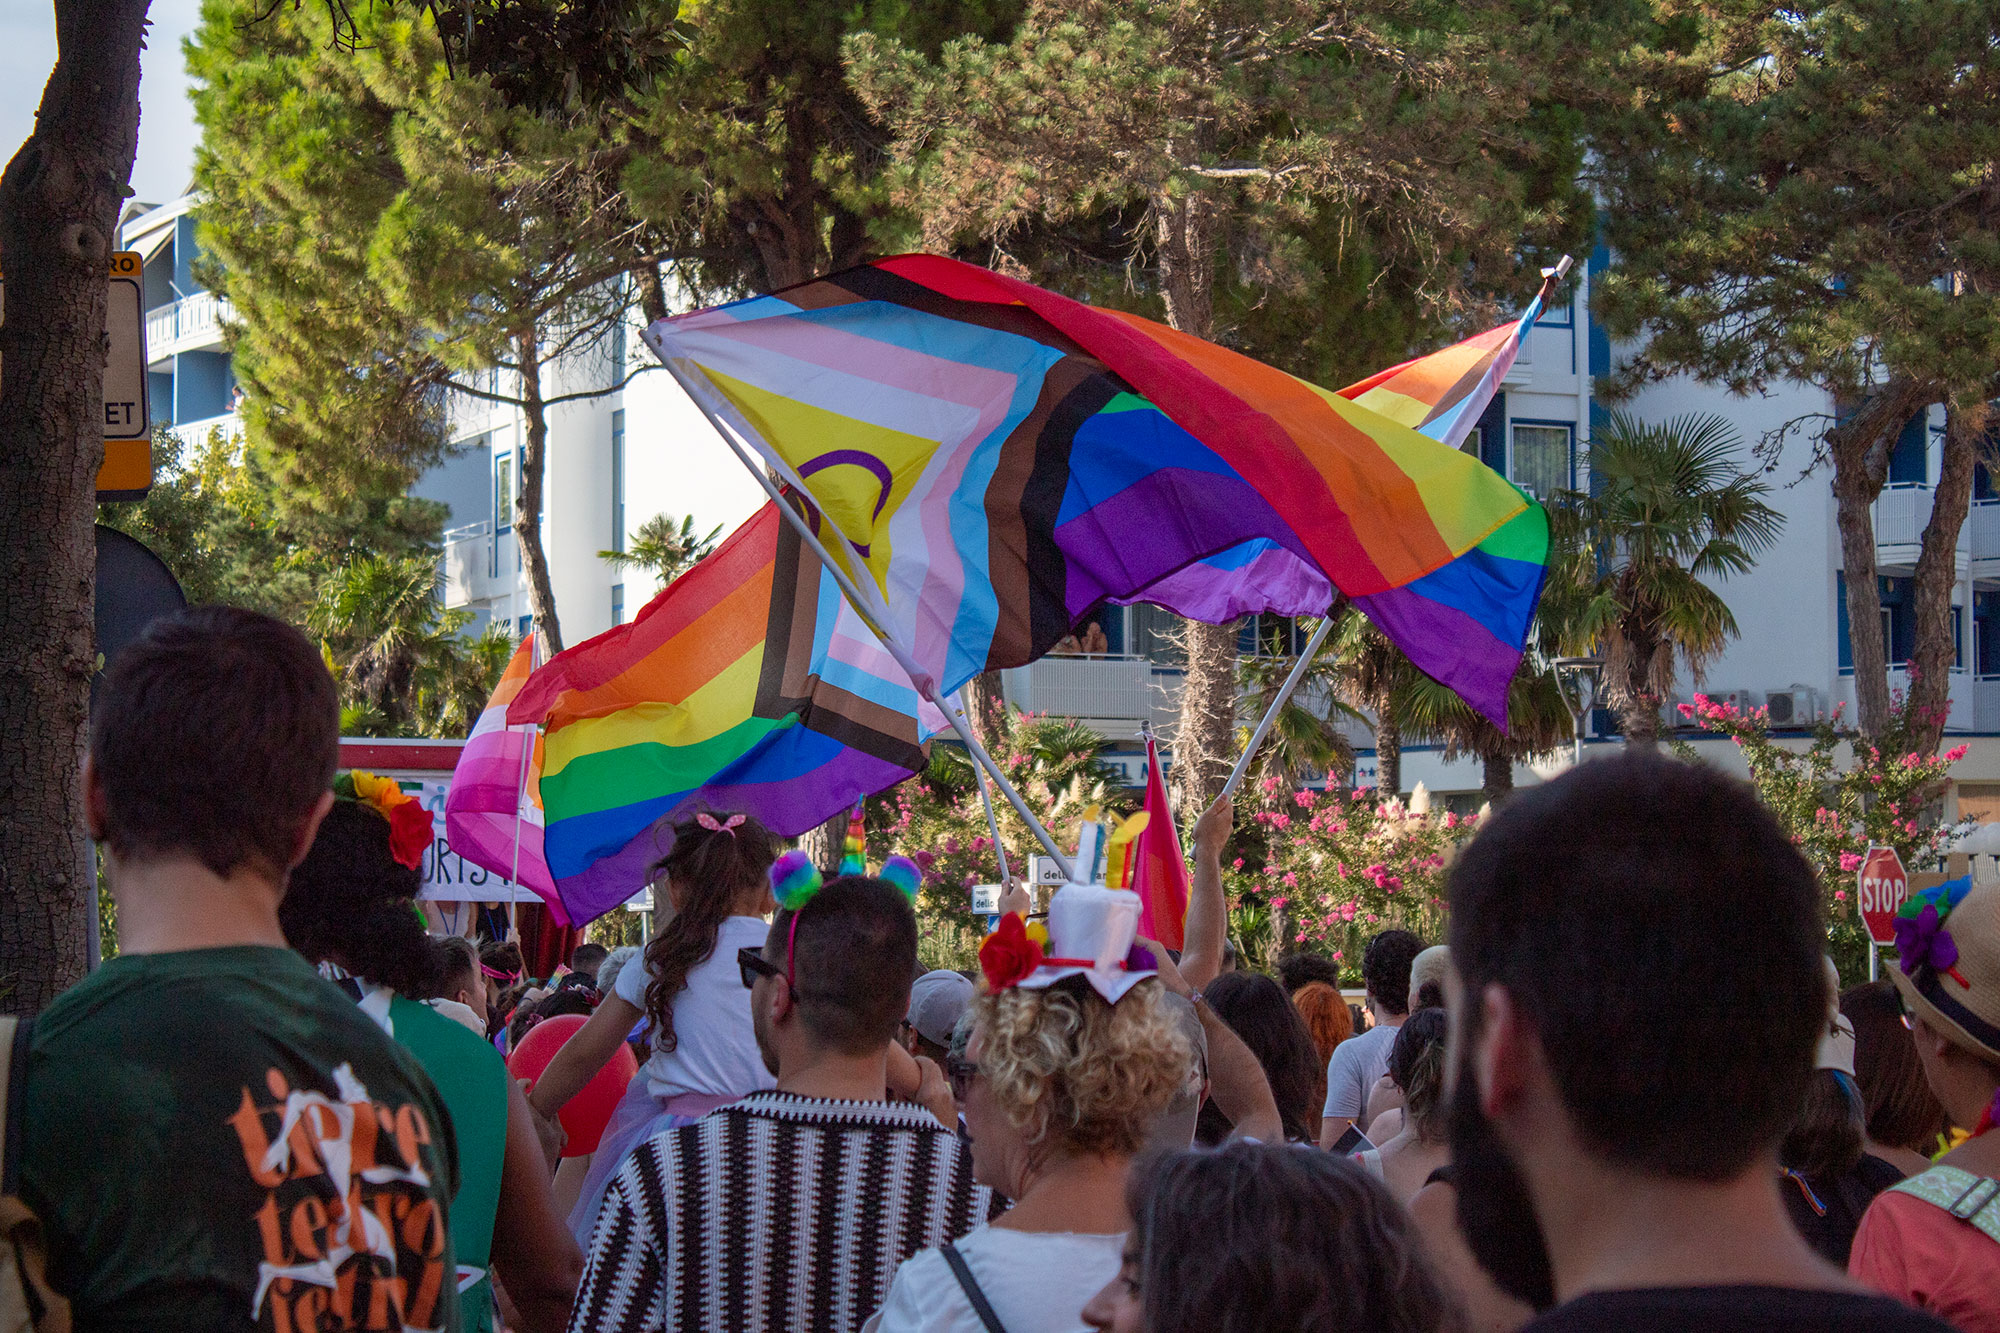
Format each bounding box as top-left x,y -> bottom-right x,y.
1895,877 -> 1973,991
334,770 -> 434,871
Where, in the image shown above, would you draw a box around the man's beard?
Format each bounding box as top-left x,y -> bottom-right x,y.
1446,1048 -> 1557,1311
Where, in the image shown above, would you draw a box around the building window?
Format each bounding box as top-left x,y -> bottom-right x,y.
1837,572 -> 1917,671
1509,422 -> 1573,499
1462,426 -> 1483,457
611,583 -> 625,626
495,452 -> 514,531
610,321 -> 626,388
610,409 -> 626,553
1888,412 -> 1929,486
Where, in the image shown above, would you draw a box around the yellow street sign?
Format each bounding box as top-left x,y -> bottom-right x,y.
0,251 -> 154,499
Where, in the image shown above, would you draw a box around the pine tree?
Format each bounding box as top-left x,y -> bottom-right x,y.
849,0 -> 1591,811
190,0 -> 673,653
1590,0 -> 2000,750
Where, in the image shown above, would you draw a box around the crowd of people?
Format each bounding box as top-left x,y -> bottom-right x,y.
15,604 -> 2000,1332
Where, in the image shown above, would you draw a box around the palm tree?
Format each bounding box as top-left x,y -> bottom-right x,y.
1553,412 -> 1784,747
600,512 -> 721,583
1399,666 -> 1573,802
1236,616 -> 1359,793
307,553 -> 468,725
1328,609 -> 1425,800
414,623 -> 518,738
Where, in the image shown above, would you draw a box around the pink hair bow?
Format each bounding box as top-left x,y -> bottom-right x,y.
697,812 -> 747,837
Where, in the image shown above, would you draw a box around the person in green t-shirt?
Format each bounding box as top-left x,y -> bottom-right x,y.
20,607 -> 463,1333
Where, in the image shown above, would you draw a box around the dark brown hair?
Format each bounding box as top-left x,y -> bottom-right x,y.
765,875 -> 918,1056
1780,1069 -> 1866,1180
91,606 -> 338,880
1842,980 -> 1952,1154
641,813 -> 777,1054
1388,1007 -> 1449,1138
1450,753 -> 1824,1180
1201,971 -> 1323,1145
1129,1143 -> 1459,1333
281,799 -> 443,997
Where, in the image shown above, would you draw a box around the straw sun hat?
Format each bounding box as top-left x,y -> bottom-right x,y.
1888,874 -> 2000,1066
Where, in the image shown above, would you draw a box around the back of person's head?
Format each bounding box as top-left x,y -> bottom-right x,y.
1123,1143 -> 1453,1333
570,941 -> 609,978
976,975 -> 1192,1158
510,986 -> 596,1049
480,939 -> 525,985
435,935 -> 481,1003
642,811 -> 777,1053
1841,980 -> 1952,1155
1780,1069 -> 1866,1180
282,798 -> 442,996
1408,945 -> 1451,1012
596,944 -> 641,995
1362,929 -> 1424,1016
1277,950 -> 1344,996
1387,1006 -> 1448,1139
1199,971 -> 1321,1144
91,606 -> 337,880
1449,751 -> 1824,1179
766,874 -> 918,1055
1292,980 -> 1353,1064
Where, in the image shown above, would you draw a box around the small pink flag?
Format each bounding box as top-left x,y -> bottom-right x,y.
444,635 -> 567,923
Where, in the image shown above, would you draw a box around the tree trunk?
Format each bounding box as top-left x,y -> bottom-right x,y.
1618,679 -> 1661,747
1906,401 -> 1984,754
1830,378 -> 1928,738
798,811 -> 847,874
1173,619 -> 1240,816
1156,192 -> 1236,818
0,0 -> 150,1010
513,329 -> 564,653
632,261 -> 668,324
1374,707 -> 1402,802
1480,745 -> 1515,804
962,670 -> 1009,751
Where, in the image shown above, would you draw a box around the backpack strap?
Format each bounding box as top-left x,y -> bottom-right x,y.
1891,1165 -> 2000,1246
938,1242 -> 1007,1333
0,1017 -> 27,1197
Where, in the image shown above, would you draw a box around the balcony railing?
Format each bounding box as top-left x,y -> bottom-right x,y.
145,290 -> 232,357
1978,675 -> 2000,732
1004,654 -> 1180,737
1973,499 -> 2000,561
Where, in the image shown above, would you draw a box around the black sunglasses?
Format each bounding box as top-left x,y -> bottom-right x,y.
946,1055 -> 980,1099
737,946 -> 783,989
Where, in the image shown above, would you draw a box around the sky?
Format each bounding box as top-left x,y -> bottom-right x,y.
1,0 -> 206,213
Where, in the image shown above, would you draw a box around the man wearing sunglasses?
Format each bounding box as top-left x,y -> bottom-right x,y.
570,873 -> 994,1333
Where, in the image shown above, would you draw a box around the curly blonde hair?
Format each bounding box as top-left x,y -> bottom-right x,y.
973,977 -> 1194,1158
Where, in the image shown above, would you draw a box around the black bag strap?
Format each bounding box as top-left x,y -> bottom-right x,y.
939,1241 -> 1007,1333
1,1016 -> 33,1197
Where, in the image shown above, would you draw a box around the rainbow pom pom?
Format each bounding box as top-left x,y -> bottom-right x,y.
838,801 -> 867,877
878,855 -> 921,901
770,849 -> 823,910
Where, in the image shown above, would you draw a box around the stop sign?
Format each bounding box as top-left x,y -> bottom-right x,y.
1857,846 -> 1909,945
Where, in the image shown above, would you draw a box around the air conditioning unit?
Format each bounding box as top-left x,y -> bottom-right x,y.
1764,687 -> 1823,728
1708,689 -> 1760,715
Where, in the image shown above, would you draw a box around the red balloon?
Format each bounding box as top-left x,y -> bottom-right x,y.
509,1012 -> 639,1157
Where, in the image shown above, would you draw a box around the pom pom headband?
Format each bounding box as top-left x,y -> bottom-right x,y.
767,847 -> 922,988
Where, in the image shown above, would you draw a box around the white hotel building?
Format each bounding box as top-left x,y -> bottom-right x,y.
124,187 -> 2000,819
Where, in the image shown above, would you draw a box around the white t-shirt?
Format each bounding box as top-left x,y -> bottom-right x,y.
1322,1020 -> 1400,1120
864,1226 -> 1124,1333
612,915 -> 777,1102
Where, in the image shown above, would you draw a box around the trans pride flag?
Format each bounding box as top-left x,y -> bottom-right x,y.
443,636 -> 565,921
646,255 -> 1549,727
506,500 -> 945,923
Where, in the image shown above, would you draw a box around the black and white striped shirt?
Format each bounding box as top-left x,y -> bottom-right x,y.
567,1091 -> 996,1333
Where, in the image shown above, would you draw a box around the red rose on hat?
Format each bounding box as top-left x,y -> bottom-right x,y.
979,912 -> 1043,992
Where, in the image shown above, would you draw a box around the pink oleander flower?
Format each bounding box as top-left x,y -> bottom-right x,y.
1838,851 -> 1864,873
1945,744 -> 1970,763
1283,871 -> 1299,887
1261,774 -> 1283,794
1294,789 -> 1316,808
1834,889 -> 1849,902
1677,702 -> 1695,718
1270,812 -> 1293,831
1232,857 -> 1245,870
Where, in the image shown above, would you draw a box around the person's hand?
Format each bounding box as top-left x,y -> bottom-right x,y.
998,881 -> 1033,918
520,1079 -> 566,1172
885,1038 -> 923,1099
1193,796 -> 1234,859
912,1055 -> 957,1130
1137,936 -> 1191,998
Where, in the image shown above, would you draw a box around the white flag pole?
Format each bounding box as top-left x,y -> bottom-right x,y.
651,338 -> 1078,881
1222,611 -> 1338,799
957,689 -> 1015,891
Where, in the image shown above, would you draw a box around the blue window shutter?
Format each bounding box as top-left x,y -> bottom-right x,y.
1837,571 -> 1852,671
1476,393 -> 1507,472
1889,413 -> 1928,484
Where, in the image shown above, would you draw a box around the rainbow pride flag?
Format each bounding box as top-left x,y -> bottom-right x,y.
1338,281 -> 1555,450
443,636 -> 565,921
505,501 -> 944,923
647,255 -> 1549,726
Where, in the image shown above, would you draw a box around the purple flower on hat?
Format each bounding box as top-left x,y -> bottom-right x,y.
1894,902 -> 1959,978
1125,942 -> 1157,974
